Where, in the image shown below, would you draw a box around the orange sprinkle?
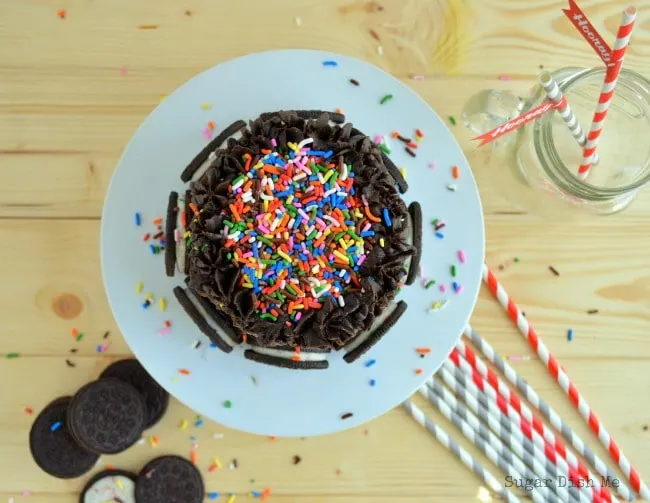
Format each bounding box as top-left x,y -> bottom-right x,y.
415,368 -> 423,375
229,204 -> 241,221
181,211 -> 187,228
189,203 -> 199,215
261,488 -> 272,501
153,217 -> 163,225
416,347 -> 431,354
268,436 -> 277,441
261,149 -> 272,155
416,128 -> 424,137
336,108 -> 344,114
391,131 -> 400,138
242,333 -> 248,343
71,328 -> 79,338
208,464 -> 218,472
164,320 -> 172,327
292,284 -> 305,297
364,206 -> 381,223
407,141 -> 418,148
452,165 -> 460,179
179,369 -> 190,375
57,9 -> 66,19
105,464 -> 115,471
291,355 -> 301,361
24,407 -> 33,415
143,233 -> 151,241
191,449 -> 199,465
207,121 -> 216,130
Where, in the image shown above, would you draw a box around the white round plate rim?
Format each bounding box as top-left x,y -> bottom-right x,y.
101,49 -> 485,437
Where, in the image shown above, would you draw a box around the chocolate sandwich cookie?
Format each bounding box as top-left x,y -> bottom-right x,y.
67,378 -> 146,455
100,359 -> 170,429
135,455 -> 204,503
405,201 -> 422,285
79,469 -> 136,503
244,349 -> 329,369
29,396 -> 99,479
164,191 -> 178,277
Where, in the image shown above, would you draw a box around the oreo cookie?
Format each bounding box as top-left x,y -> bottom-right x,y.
244,349 -> 329,370
29,396 -> 99,479
79,469 -> 136,503
405,201 -> 422,286
67,378 -> 146,455
135,455 -> 204,503
100,359 -> 170,429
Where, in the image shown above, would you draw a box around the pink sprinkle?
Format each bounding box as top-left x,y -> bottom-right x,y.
174,228 -> 180,243
271,138 -> 277,147
411,75 -> 425,81
295,312 -> 302,321
458,250 -> 467,264
428,162 -> 436,169
374,135 -> 383,144
120,66 -> 128,76
357,255 -> 367,266
421,277 -> 429,287
202,128 -> 212,139
498,75 -> 511,81
455,285 -> 464,295
158,327 -> 172,336
22,491 -> 31,496
439,284 -> 447,293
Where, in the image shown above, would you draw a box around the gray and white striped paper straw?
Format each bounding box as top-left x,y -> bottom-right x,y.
426,378 -> 583,503
401,398 -> 521,503
463,324 -> 634,502
539,71 -> 599,164
418,385 -> 560,503
438,364 -> 600,503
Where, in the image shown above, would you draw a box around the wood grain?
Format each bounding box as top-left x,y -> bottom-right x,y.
2,0 -> 650,501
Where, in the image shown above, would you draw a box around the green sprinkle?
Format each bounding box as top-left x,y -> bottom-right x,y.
347,230 -> 361,241
223,400 -> 232,409
334,231 -> 346,241
259,258 -> 275,265
448,115 -> 457,126
431,218 -> 439,225
379,94 -> 393,105
231,175 -> 245,187
379,144 -> 391,154
5,352 -> 19,359
307,229 -> 318,240
286,284 -> 297,295
223,219 -> 234,228
201,244 -> 209,252
258,236 -> 274,246
514,257 -> 520,263
227,252 -> 232,260
425,280 -> 436,289
260,313 -> 277,321
250,479 -> 256,484
76,333 -> 84,342
451,265 -> 457,277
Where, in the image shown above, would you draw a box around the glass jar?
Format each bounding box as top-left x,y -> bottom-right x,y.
463,67 -> 650,219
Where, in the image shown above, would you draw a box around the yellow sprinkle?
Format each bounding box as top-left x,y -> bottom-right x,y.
254,161 -> 264,169
184,230 -> 191,238
380,238 -> 385,247
293,304 -> 304,309
213,457 -> 223,469
333,250 -> 349,262
317,257 -> 327,269
323,170 -> 334,182
145,292 -> 154,300
242,282 -> 254,288
287,141 -> 297,150
400,167 -> 407,180
264,213 -> 272,222
116,479 -> 124,490
338,239 -> 348,250
354,209 -> 363,218
179,419 -> 189,430
201,103 -> 212,110
136,282 -> 144,293
227,495 -> 236,503
287,195 -> 294,204
278,250 -> 292,262
416,135 -> 423,142
263,199 -> 269,212
159,297 -> 167,312
283,231 -> 289,240
149,436 -> 158,448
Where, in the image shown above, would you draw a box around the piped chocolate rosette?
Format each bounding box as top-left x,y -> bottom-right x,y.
167,111 -> 421,368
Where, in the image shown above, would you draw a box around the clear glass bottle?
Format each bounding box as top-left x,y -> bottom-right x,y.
463,67 -> 650,219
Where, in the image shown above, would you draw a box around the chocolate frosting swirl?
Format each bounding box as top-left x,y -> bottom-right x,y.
185,111 -> 413,351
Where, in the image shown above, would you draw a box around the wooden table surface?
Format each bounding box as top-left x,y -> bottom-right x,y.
2,0 -> 650,501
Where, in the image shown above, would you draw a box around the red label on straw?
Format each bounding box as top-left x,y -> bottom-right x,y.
472,99 -> 565,147
562,0 -> 615,66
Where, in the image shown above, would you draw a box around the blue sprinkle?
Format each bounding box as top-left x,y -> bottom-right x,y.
135,212 -> 141,226
149,244 -> 157,254
251,491 -> 262,498
190,435 -> 197,441
50,421 -> 62,432
322,60 -> 338,67
324,150 -> 334,159
382,208 -> 392,227
369,379 -> 376,387
567,329 -> 574,341
365,359 -> 376,368
195,419 -> 204,427
435,232 -> 444,239
360,231 -> 375,237
142,302 -> 150,309
452,281 -> 460,292
208,493 -> 220,500
210,343 -> 218,348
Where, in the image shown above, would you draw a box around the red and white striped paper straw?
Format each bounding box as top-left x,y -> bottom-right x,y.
482,263 -> 650,499
578,6 -> 637,180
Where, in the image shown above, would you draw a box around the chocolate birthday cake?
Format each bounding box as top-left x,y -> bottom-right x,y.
167,111 -> 421,368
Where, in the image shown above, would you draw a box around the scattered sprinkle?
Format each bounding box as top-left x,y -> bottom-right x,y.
416,128 -> 424,138
369,29 -> 380,41
341,412 -> 354,420
447,184 -> 458,191
201,103 -> 212,110
587,309 -> 599,314
207,121 -> 216,131
213,433 -> 224,439
135,213 -> 142,226
5,353 -> 20,359
24,407 -> 33,415
452,165 -> 460,179
50,421 -> 62,432
293,455 -> 302,465
227,495 -> 236,503
349,78 -> 360,86
498,75 -> 512,81
208,492 -> 219,500
379,94 -> 393,105
230,458 -> 239,470
159,297 -> 167,312
294,16 -> 302,26
414,368 -> 423,375
57,9 -> 66,19
261,488 -> 272,501
435,232 -> 444,239
65,359 -> 76,368
376,45 -> 384,56
439,284 -> 447,293
103,331 -> 111,339
425,280 -> 436,289
158,327 -> 171,336
365,359 -> 376,368
149,435 -> 159,447
405,147 -> 416,157
136,281 -> 144,293
549,265 -> 560,276
416,347 -> 431,354
223,400 -> 232,409
429,300 -> 447,312
451,265 -> 457,277
411,75 -> 425,81
322,60 -> 338,67
179,369 -> 190,375
138,25 -> 159,30
448,116 -> 457,126
203,128 -> 212,139
378,143 -> 391,154
96,344 -> 109,353
191,448 -> 199,465
195,417 -> 204,427
369,379 -> 376,387
458,250 -> 467,264
514,257 -> 520,263
428,162 -> 436,169
383,208 -> 392,227
452,282 -> 463,294
179,419 -> 188,430
567,329 -> 574,342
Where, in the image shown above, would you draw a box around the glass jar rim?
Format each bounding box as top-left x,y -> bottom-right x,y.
534,67 -> 650,198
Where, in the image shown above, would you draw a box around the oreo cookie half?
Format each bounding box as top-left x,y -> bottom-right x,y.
67,378 -> 146,455
29,396 -> 99,479
79,469 -> 137,503
135,455 -> 204,503
100,359 -> 170,429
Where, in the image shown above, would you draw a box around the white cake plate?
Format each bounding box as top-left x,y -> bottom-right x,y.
101,49 -> 484,437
